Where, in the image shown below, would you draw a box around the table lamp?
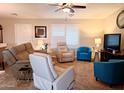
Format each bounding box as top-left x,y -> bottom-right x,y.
95,38 -> 101,50
37,40 -> 44,50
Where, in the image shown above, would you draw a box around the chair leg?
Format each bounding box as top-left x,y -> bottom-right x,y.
95,77 -> 98,81
109,84 -> 112,88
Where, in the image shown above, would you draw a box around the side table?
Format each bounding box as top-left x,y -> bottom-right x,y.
35,49 -> 47,53
94,51 -> 101,62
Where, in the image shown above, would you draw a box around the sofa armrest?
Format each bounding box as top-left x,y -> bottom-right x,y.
53,66 -> 74,90
16,60 -> 30,64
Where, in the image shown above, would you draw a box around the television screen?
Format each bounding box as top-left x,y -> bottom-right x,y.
107,35 -> 120,46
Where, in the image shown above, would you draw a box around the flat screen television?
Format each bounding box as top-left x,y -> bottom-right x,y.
104,34 -> 121,53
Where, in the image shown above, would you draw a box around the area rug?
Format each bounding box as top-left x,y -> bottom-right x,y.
0,61 -> 124,90
0,71 -> 35,90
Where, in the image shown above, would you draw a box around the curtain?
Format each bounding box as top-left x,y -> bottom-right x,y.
51,24 -> 79,48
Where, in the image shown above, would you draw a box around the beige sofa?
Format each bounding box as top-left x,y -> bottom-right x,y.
2,42 -> 38,78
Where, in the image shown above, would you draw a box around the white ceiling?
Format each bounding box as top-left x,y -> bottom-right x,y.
0,3 -> 123,19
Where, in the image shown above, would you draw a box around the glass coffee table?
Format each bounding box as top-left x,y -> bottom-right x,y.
17,65 -> 32,83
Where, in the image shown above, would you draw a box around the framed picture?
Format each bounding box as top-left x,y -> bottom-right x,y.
35,26 -> 47,38
116,10 -> 124,29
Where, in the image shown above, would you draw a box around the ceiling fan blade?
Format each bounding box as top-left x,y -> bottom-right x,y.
62,3 -> 67,5
54,8 -> 63,12
70,8 -> 75,13
48,3 -> 59,6
72,5 -> 86,9
69,13 -> 74,17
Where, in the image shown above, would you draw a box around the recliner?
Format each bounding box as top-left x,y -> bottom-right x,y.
56,42 -> 75,62
29,53 -> 75,90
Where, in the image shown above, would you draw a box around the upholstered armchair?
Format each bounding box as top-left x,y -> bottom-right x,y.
94,59 -> 124,85
29,53 -> 75,90
56,42 -> 75,62
77,47 -> 92,61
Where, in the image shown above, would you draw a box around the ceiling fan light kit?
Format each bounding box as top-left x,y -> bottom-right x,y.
63,8 -> 70,13
49,3 -> 86,16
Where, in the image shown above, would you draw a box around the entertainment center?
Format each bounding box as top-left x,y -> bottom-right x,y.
100,33 -> 124,61
104,33 -> 121,53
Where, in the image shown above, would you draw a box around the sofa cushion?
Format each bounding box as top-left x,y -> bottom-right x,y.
2,50 -> 16,66
62,52 -> 73,58
9,44 -> 26,55
9,44 -> 29,60
16,51 -> 29,60
14,44 -> 26,53
16,60 -> 30,64
24,42 -> 34,53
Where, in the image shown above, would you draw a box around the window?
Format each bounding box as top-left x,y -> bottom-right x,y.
51,24 -> 66,48
51,24 -> 79,48
66,25 -> 79,48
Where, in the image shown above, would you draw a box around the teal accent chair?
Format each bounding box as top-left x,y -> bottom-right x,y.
77,47 -> 92,61
94,59 -> 124,86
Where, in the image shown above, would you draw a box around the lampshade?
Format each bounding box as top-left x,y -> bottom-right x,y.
0,25 -> 3,30
95,38 -> 101,44
37,40 -> 44,46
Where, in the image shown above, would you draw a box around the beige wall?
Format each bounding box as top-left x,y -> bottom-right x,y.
0,8 -> 124,59
103,7 -> 124,50
0,18 -> 104,49
0,20 -> 15,47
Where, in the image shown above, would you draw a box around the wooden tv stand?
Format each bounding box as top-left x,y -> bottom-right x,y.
100,50 -> 124,61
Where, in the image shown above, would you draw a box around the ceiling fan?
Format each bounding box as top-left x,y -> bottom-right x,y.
49,3 -> 86,14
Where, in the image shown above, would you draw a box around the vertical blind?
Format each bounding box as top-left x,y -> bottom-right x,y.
51,24 -> 79,48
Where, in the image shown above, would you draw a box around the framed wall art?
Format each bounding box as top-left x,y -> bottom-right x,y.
116,10 -> 124,29
35,26 -> 47,38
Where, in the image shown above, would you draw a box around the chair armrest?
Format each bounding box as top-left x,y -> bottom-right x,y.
69,49 -> 75,52
94,62 -> 112,77
94,61 -> 115,74
94,61 -> 122,76
109,59 -> 124,62
94,61 -> 124,84
53,66 -> 74,90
